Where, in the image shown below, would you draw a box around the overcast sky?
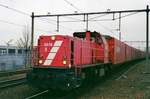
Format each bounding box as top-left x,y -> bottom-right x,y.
0,0 -> 149,48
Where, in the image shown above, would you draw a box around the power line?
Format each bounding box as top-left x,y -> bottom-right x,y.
0,3 -> 59,25
0,3 -> 141,34
0,3 -> 59,32
38,12 -> 139,32
43,12 -> 140,23
114,12 -> 139,20
94,21 -> 114,34
36,28 -> 54,33
63,0 -> 82,13
0,18 -> 52,33
38,18 -> 76,31
0,3 -> 82,22
0,19 -> 26,27
58,19 -> 113,23
0,3 -> 30,16
63,16 -> 82,21
0,3 -> 81,31
89,12 -> 139,22
89,14 -> 108,20
0,3 -> 81,23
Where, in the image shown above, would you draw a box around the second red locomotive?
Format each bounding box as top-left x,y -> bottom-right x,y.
27,31 -> 145,90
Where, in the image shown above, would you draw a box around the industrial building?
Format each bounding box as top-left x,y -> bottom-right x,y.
0,46 -> 28,71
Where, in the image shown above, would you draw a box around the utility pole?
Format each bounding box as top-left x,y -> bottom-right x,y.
31,12 -> 34,67
119,12 -> 121,41
146,5 -> 149,66
56,16 -> 59,32
86,14 -> 89,31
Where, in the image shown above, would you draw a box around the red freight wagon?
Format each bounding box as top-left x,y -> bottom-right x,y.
131,46 -> 136,61
108,37 -> 126,64
130,47 -> 134,60
125,44 -> 132,61
133,48 -> 137,60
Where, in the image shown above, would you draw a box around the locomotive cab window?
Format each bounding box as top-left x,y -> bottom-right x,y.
73,32 -> 86,39
97,38 -> 103,44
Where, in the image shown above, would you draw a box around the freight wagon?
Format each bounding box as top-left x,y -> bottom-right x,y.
27,31 -> 145,90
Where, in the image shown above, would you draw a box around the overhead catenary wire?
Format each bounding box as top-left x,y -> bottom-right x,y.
63,0 -> 82,13
38,18 -> 78,31
0,2 -> 144,34
0,3 -> 30,16
58,12 -> 140,23
37,11 -> 140,33
0,2 -> 83,23
89,14 -> 108,20
0,19 -> 26,27
0,19 -> 52,33
0,3 -> 30,28
63,16 -> 82,21
94,21 -> 115,34
0,3 -> 139,31
41,12 -> 139,24
95,23 -> 119,39
0,5 -> 52,33
113,12 -> 139,20
38,17 -> 79,32
0,3 -> 141,33
0,3 -> 78,32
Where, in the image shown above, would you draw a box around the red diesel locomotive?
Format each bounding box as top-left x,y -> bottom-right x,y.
27,31 -> 145,90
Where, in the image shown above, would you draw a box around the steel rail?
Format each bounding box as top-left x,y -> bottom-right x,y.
0,77 -> 26,89
0,69 -> 30,77
25,90 -> 49,99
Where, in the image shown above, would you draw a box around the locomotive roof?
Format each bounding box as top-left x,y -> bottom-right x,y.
103,35 -> 113,40
73,31 -> 101,38
73,31 -> 113,40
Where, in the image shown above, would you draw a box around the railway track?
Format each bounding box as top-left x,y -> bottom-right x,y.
25,90 -> 49,99
0,77 -> 26,89
0,68 -> 31,77
24,61 -> 143,99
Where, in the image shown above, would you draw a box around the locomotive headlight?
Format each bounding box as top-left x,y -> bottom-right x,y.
51,36 -> 55,40
39,60 -> 43,64
68,64 -> 71,68
63,60 -> 67,65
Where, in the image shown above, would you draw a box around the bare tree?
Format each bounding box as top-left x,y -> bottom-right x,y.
5,39 -> 13,46
16,25 -> 31,68
17,25 -> 30,49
